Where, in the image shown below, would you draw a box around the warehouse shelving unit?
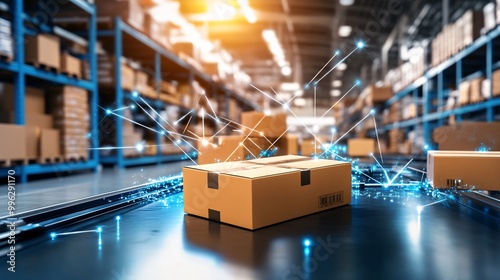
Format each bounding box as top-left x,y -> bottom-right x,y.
381,24 -> 500,147
96,17 -> 260,168
0,0 -> 98,183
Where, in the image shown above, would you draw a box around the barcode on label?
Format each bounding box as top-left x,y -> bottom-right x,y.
318,192 -> 343,208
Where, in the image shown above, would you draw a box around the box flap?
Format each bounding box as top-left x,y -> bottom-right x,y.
276,159 -> 349,169
247,155 -> 308,164
224,165 -> 299,179
185,161 -> 253,172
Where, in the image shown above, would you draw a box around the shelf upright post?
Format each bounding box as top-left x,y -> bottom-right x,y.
422,78 -> 431,146
455,59 -> 463,122
486,40 -> 494,122
89,3 -> 99,169
12,0 -> 27,183
155,51 -> 162,158
114,17 -> 124,168
12,0 -> 24,126
437,72 -> 444,127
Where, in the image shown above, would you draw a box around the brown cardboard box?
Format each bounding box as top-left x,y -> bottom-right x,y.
40,129 -> 61,159
276,134 -> 299,155
433,122 -> 500,151
98,55 -> 136,91
25,126 -> 39,159
183,155 -> 352,230
26,113 -> 53,129
347,138 -> 375,157
60,53 -> 81,78
96,0 -> 144,31
0,124 -> 27,163
25,34 -> 60,69
2,84 -> 45,114
301,139 -> 323,156
366,85 -> 393,103
241,111 -> 287,138
197,136 -> 270,164
427,151 -> 500,190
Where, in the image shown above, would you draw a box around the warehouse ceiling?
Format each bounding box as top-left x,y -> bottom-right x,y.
178,0 -> 491,103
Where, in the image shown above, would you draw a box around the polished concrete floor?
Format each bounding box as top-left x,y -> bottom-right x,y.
0,161 -> 191,217
1,188 -> 499,280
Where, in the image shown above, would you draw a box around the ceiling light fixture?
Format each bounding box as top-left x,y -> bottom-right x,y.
337,63 -> 347,71
338,25 -> 352,37
332,80 -> 342,87
330,90 -> 341,97
339,0 -> 355,6
262,29 -> 291,77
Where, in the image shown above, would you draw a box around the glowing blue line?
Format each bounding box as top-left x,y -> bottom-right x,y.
315,47 -> 359,84
208,121 -> 232,142
113,106 -> 131,112
307,51 -> 340,86
182,115 -> 193,134
224,114 -> 267,162
419,199 -> 447,211
370,154 -> 390,183
320,83 -> 357,119
318,112 -> 371,158
388,156 -> 416,186
262,127 -> 290,155
314,86 -> 317,155
52,230 -> 98,236
372,115 -> 384,163
250,84 -> 283,104
355,169 -> 384,185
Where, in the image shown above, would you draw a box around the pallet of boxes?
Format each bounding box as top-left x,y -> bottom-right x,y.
197,111 -> 298,164
0,84 -> 61,166
48,86 -> 90,162
0,17 -> 13,62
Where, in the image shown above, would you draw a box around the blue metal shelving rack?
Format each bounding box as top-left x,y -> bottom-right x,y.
97,17 -> 260,168
382,24 -> 500,147
0,0 -> 98,183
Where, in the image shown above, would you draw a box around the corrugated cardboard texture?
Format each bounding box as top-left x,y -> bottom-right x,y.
348,138 -> 375,157
427,151 -> 500,191
184,156 -> 352,230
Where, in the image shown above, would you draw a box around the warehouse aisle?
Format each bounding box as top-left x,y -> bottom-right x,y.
2,189 -> 499,280
0,161 -> 191,217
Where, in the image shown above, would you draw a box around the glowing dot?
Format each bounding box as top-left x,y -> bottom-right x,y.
50,233 -> 56,239
304,84 -> 310,90
370,109 -> 376,115
97,227 -> 102,233
417,206 -> 423,215
259,132 -> 264,136
176,140 -> 182,145
202,139 -> 209,147
135,142 -> 145,152
161,131 -> 165,135
106,109 -> 112,115
130,104 -> 136,109
132,91 -> 139,97
116,216 -> 121,221
304,239 -> 311,247
424,145 -> 429,150
239,142 -> 243,146
357,41 -> 365,49
383,184 -> 389,188
282,104 -> 289,110
335,50 -> 340,55
355,79 -> 361,86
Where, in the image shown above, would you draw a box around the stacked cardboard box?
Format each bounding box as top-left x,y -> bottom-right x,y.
122,108 -> 143,157
183,155 -> 352,230
49,86 -> 89,161
96,0 -> 144,31
388,129 -> 405,154
427,151 -> 500,191
197,136 -> 270,164
433,10 -> 484,66
458,80 -> 471,106
0,124 -> 27,165
135,70 -> 156,98
228,99 -> 240,122
433,122 -> 500,151
301,139 -> 323,156
98,55 -> 135,91
492,69 -> 500,97
60,52 -> 81,78
347,139 -> 375,157
25,34 -> 60,70
0,17 -> 13,60
469,77 -> 485,103
364,85 -> 393,105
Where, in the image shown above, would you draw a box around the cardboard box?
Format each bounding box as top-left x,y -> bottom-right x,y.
241,111 -> 287,138
25,34 -> 60,69
60,53 -> 81,78
96,0 -> 144,31
301,139 -> 323,156
0,124 -> 27,162
1,84 -> 45,115
40,129 -> 61,159
427,151 -> 500,190
276,134 -> 299,155
348,138 -> 375,157
25,126 -> 38,159
197,136 -> 270,164
183,155 -> 352,230
366,85 -> 393,103
433,122 -> 500,151
25,113 -> 53,129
